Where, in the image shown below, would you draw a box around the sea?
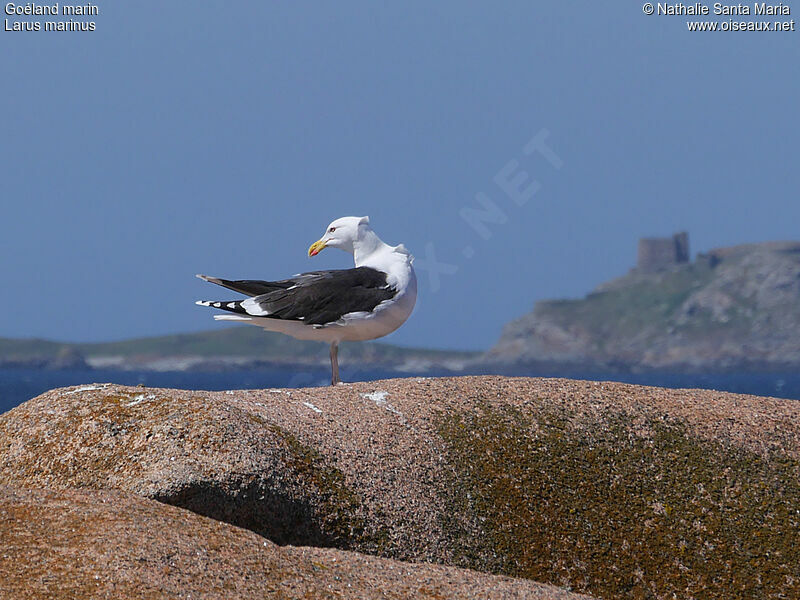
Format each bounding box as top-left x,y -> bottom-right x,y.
1,367 -> 800,415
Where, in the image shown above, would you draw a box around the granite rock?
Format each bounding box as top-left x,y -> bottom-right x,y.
0,485 -> 589,599
1,376 -> 798,599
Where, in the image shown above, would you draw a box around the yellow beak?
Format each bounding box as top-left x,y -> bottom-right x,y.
308,239 -> 327,257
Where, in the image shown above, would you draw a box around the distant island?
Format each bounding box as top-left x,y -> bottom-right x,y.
0,328 -> 477,374
488,234 -> 800,372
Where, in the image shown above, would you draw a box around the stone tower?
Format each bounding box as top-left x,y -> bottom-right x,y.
637,232 -> 690,273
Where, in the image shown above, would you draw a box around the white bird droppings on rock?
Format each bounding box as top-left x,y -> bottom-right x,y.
362,391 -> 388,403
64,384 -> 109,395
125,394 -> 157,407
361,391 -> 404,419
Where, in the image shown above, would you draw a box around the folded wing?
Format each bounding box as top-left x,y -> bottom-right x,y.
196,267 -> 397,326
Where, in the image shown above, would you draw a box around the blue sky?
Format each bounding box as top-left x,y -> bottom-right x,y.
1,2 -> 798,350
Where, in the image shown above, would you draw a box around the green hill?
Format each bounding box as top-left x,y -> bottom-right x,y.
0,327 -> 477,370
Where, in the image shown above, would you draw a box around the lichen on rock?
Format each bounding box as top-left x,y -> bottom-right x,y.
436,403 -> 800,599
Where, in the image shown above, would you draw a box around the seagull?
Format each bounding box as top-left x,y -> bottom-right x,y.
196,216 -> 417,385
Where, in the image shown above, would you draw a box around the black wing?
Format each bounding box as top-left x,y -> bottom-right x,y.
197,267 -> 397,326
196,274 -> 294,297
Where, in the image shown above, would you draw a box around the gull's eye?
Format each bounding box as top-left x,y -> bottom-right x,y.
329,227 -> 336,233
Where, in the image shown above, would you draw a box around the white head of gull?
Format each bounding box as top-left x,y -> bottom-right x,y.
196,216 -> 417,385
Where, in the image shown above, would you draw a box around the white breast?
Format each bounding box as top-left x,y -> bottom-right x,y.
336,266 -> 417,341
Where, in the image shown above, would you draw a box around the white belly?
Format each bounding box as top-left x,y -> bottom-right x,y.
336,271 -> 417,341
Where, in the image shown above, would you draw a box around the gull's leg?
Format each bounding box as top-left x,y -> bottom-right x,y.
330,341 -> 340,386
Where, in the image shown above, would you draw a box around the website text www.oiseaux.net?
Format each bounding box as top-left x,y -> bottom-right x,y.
687,18 -> 795,31
643,3 -> 796,32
